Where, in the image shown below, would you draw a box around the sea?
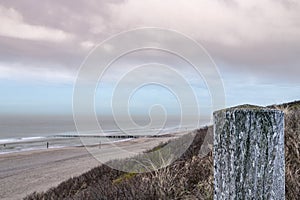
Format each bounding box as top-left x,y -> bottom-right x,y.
0,115 -> 210,155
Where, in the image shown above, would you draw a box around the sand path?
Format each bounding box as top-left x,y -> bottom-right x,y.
0,137 -> 173,200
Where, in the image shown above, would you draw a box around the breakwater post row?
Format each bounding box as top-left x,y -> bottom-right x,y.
213,106 -> 285,199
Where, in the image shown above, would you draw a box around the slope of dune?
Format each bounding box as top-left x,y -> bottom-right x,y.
25,101 -> 300,200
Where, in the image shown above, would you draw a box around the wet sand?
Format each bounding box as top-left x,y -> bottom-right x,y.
0,136 -> 176,200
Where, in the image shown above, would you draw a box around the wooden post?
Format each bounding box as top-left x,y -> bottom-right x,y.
213,105 -> 285,199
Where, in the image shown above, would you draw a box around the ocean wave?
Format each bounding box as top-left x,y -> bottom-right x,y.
0,136 -> 46,144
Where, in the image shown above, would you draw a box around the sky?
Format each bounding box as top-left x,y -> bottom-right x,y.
0,0 -> 300,118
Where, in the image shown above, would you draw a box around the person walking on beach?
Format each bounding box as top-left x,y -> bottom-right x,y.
46,142 -> 49,149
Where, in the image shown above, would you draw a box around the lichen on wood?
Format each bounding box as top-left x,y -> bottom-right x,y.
213,106 -> 285,199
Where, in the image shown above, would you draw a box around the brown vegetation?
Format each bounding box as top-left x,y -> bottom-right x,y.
25,101 -> 300,200
269,101 -> 300,199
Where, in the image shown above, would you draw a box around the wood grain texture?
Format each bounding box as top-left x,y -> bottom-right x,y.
213,107 -> 285,200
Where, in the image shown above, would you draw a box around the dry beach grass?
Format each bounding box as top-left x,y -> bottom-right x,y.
269,101 -> 300,199
21,101 -> 300,199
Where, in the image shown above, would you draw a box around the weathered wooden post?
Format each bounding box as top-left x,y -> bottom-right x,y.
213,105 -> 285,199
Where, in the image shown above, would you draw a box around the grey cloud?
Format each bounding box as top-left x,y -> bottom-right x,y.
0,0 -> 299,83
0,0 -> 122,39
0,36 -> 84,70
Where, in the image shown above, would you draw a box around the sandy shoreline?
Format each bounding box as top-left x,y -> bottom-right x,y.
0,135 -> 179,200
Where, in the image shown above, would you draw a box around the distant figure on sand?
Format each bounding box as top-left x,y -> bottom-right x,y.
46,142 -> 49,149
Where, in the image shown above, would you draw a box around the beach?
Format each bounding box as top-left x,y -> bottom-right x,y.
0,136 -> 175,200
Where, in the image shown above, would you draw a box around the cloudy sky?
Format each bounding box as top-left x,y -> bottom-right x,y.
0,0 -> 299,117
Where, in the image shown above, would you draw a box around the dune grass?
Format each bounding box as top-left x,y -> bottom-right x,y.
25,101 -> 300,200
